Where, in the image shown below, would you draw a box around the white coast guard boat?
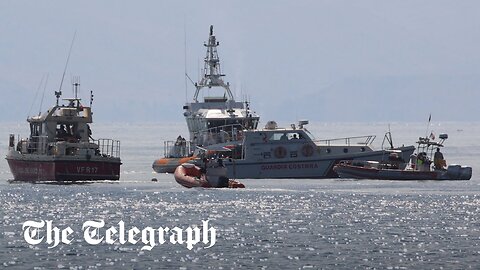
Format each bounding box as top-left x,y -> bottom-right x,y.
202,120 -> 415,179
152,25 -> 259,173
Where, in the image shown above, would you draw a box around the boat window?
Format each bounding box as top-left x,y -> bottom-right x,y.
361,147 -> 365,152
252,119 -> 259,129
326,148 -> 331,153
289,133 -> 303,140
343,148 -> 348,153
269,133 -> 284,141
206,119 -> 243,130
269,132 -> 304,141
30,123 -> 40,137
243,117 -> 258,130
55,123 -> 80,142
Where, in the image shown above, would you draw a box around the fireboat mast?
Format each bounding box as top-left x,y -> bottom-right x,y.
193,25 -> 234,102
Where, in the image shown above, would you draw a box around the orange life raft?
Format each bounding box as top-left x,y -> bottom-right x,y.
173,163 -> 245,188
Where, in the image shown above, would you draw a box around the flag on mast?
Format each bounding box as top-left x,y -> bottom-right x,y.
428,114 -> 431,122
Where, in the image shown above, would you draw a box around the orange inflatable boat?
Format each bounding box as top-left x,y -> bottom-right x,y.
174,162 -> 245,188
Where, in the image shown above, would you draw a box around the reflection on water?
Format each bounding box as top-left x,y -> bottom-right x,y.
1,122 -> 480,268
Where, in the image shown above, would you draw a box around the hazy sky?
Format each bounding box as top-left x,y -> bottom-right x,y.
1,0 -> 479,123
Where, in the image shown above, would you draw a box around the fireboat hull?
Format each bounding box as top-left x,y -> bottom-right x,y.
6,158 -> 121,182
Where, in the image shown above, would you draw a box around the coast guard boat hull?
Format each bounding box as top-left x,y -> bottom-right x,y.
197,122 -> 416,179
225,146 -> 415,179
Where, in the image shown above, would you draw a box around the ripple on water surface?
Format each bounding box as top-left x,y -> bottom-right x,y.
1,180 -> 480,269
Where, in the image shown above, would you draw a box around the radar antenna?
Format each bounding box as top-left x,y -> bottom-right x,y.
90,90 -> 94,107
193,25 -> 234,102
72,76 -> 80,100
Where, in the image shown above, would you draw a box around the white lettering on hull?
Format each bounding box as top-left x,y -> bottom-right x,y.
17,167 -> 46,175
260,163 -> 319,170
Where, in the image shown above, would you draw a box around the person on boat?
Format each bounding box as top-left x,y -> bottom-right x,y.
175,135 -> 183,146
280,133 -> 288,141
434,148 -> 445,170
419,152 -> 432,171
200,157 -> 208,174
292,134 -> 298,140
180,137 -> 187,156
236,130 -> 243,141
416,152 -> 426,171
66,124 -> 72,136
57,124 -> 68,140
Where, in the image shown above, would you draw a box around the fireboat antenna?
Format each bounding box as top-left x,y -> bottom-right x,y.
56,31 -> 77,105
38,73 -> 49,115
27,74 -> 45,118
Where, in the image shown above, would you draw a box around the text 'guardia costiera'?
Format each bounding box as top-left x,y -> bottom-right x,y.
22,220 -> 216,250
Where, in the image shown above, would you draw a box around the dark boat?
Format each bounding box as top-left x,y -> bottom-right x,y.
333,134 -> 472,181
6,82 -> 121,182
334,160 -> 471,180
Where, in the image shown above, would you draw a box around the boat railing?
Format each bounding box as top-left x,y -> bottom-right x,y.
93,139 -> 121,158
164,140 -> 193,158
10,135 -> 121,157
193,124 -> 245,145
17,135 -> 49,154
314,135 -> 376,147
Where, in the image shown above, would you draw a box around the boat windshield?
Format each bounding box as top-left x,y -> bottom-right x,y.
194,123 -> 245,145
302,127 -> 316,140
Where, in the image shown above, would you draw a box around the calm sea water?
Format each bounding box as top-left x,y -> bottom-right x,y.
1,122 -> 479,269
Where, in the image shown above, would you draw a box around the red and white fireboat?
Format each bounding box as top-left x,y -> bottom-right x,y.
6,82 -> 121,182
